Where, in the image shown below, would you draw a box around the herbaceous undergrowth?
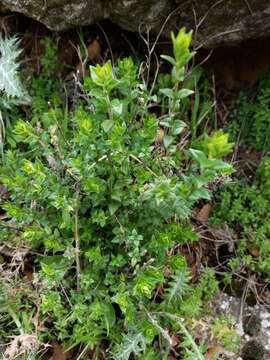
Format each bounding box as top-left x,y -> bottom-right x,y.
0,29 -> 233,359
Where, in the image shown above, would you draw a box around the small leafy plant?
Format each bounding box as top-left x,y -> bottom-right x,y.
228,74 -> 270,152
212,156 -> 270,280
212,315 -> 241,353
0,29 -> 232,359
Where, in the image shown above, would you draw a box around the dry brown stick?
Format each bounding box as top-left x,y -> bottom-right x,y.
96,22 -> 114,68
244,0 -> 253,15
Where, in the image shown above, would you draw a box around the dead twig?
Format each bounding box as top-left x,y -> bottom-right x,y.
244,0 -> 253,15
138,3 -> 185,89
3,334 -> 39,360
69,36 -> 88,78
196,28 -> 241,50
97,22 -> 114,67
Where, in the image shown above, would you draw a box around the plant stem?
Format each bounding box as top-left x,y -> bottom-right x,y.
74,190 -> 81,291
8,306 -> 24,335
130,153 -> 158,177
77,345 -> 89,360
146,310 -> 173,347
152,311 -> 204,360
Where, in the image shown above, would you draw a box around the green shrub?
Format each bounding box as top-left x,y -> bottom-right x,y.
212,156 -> 270,280
228,74 -> 270,152
0,30 -> 232,359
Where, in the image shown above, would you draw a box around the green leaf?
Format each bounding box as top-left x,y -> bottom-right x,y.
40,256 -> 71,282
159,88 -> 175,99
133,267 -> 164,299
166,267 -> 190,305
108,202 -> 119,215
83,177 -> 106,197
102,119 -> 114,133
178,88 -> 194,99
189,148 -> 234,174
112,331 -> 148,360
160,54 -> 176,65
90,61 -> 118,91
189,148 -> 208,165
190,187 -> 211,201
201,130 -> 234,158
102,302 -> 116,336
163,135 -> 174,148
171,120 -> 186,136
111,99 -> 123,116
0,37 -> 30,102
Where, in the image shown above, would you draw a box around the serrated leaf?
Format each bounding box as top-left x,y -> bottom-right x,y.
112,331 -> 148,360
166,268 -> 189,304
0,37 -> 29,102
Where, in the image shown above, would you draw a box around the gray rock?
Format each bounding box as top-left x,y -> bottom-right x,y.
243,314 -> 261,336
241,340 -> 265,360
210,292 -> 270,360
1,0 -> 270,47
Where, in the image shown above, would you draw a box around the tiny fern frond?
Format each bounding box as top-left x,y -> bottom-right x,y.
111,332 -> 148,360
0,36 -> 29,102
166,268 -> 190,305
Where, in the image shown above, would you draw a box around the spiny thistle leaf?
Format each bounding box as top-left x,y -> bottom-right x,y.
0,36 -> 29,102
166,267 -> 190,304
111,331 -> 148,360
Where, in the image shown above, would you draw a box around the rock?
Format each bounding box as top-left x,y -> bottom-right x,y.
243,314 -> 261,336
241,340 -> 265,360
209,292 -> 270,359
1,0 -> 270,48
0,0 -> 107,32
